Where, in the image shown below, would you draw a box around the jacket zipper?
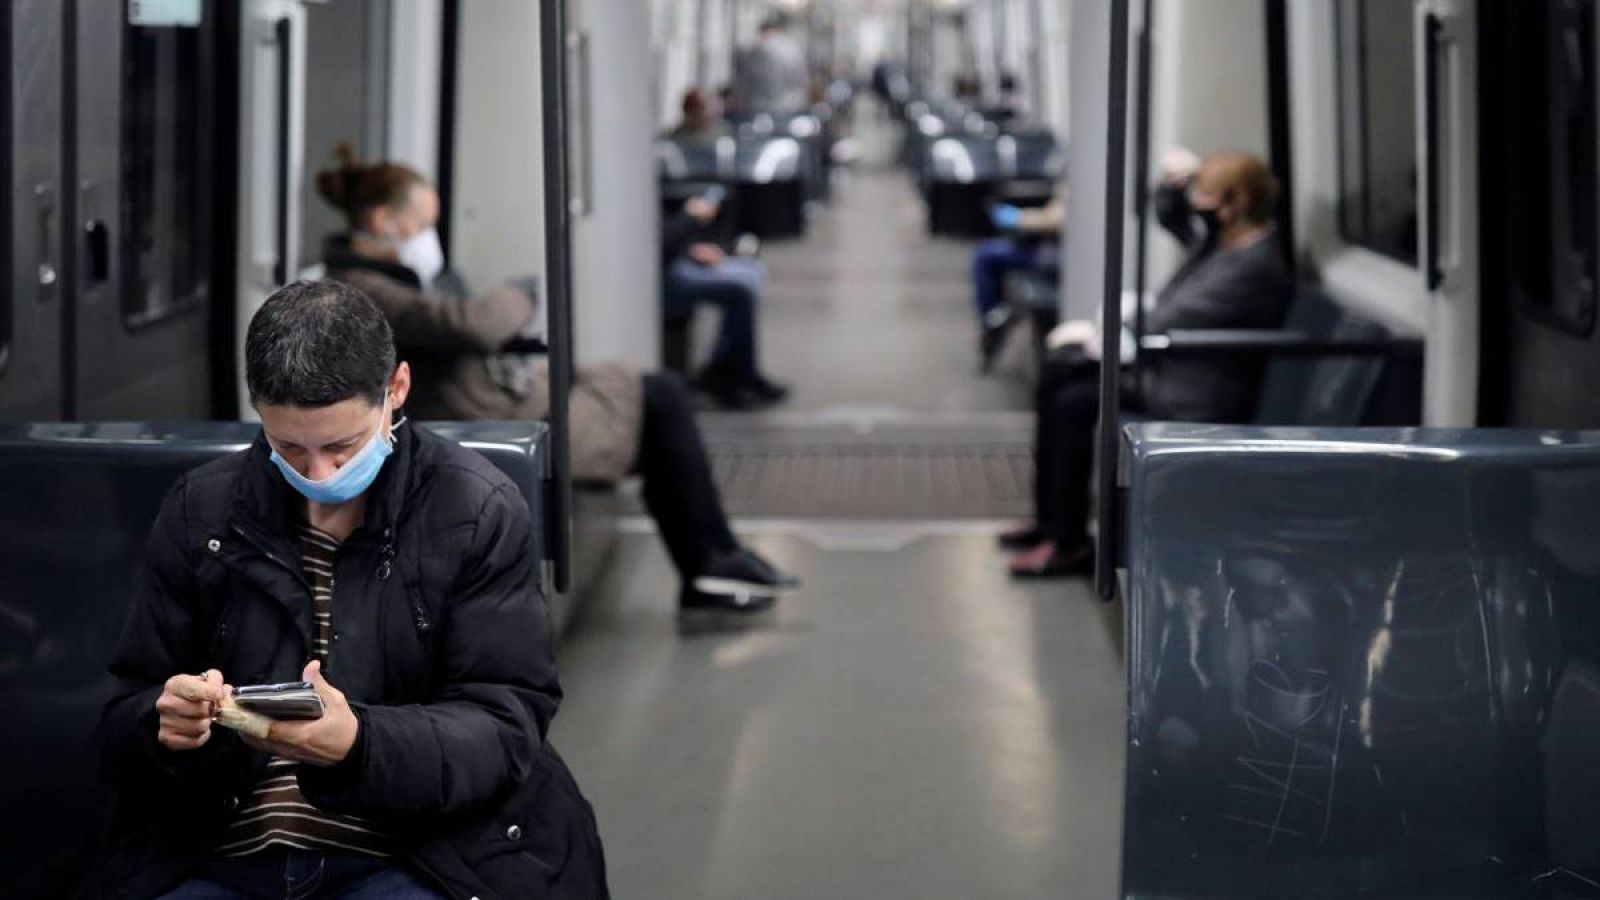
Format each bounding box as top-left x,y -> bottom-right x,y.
230,522 -> 313,595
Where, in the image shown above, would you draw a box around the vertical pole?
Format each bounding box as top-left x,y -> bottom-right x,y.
695,0 -> 710,87
1130,0 -> 1154,387
1028,0 -> 1047,121
1264,0 -> 1295,274
540,0 -> 574,593
1095,0 -> 1131,601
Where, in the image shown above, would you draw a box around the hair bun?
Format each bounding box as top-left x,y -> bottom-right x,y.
314,142 -> 362,213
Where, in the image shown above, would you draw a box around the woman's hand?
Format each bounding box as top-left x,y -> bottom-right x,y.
239,660 -> 360,767
156,669 -> 229,751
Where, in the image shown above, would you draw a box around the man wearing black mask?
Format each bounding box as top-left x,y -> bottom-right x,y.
1000,149 -> 1291,577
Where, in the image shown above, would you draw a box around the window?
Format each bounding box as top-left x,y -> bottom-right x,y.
120,2 -> 217,329
1493,0 -> 1599,334
1334,0 -> 1419,266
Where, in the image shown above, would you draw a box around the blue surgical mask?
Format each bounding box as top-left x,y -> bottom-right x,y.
269,398 -> 406,506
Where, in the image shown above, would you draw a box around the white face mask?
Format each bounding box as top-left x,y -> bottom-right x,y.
396,227 -> 445,287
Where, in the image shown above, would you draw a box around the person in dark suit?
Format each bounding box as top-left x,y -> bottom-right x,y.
1002,150 -> 1292,577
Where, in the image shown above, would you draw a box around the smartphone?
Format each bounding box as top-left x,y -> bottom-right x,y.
232,681 -> 325,721
700,184 -> 726,205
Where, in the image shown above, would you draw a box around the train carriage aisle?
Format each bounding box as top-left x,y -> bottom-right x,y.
550,107 -> 1124,900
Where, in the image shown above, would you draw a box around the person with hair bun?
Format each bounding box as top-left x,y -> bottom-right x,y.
314,148 -> 797,615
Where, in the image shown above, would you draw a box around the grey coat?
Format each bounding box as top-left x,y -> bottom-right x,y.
735,34 -> 808,115
1140,187 -> 1292,422
323,238 -> 643,482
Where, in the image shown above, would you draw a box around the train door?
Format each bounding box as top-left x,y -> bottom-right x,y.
0,0 -> 229,422
0,1 -> 66,420
1287,0 -> 1478,426
1414,0 -> 1480,426
234,0 -> 308,417
1479,1 -> 1600,427
73,0 -> 226,420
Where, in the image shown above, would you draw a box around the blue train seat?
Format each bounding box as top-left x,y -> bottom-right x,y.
1120,424 -> 1600,898
0,421 -> 549,896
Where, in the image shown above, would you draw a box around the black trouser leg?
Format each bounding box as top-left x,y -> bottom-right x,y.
1034,359 -> 1103,548
635,373 -> 740,580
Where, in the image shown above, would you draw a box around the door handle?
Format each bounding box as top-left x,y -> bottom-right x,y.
1423,12 -> 1445,291
84,220 -> 111,285
34,184 -> 57,299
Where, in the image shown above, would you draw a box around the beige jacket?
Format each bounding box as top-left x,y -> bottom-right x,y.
323,241 -> 642,482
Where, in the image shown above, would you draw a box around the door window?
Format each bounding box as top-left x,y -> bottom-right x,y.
1334,0 -> 1419,266
1492,0 -> 1599,334
120,1 -> 217,329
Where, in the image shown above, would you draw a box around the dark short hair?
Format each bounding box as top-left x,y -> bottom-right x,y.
245,280 -> 396,408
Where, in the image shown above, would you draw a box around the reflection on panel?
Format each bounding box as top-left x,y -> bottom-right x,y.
1123,424 -> 1600,898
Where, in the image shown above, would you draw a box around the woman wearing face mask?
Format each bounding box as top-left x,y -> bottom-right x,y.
314,147 -> 797,613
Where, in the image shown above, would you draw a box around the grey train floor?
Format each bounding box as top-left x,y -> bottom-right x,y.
550,533 -> 1125,900
550,127 -> 1123,897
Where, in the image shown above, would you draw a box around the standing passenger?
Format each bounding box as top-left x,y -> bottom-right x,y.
734,15 -> 809,117
313,149 -> 798,611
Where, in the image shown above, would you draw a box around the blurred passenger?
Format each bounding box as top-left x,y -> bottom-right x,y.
734,14 -> 808,116
661,188 -> 788,409
313,149 -> 797,612
953,73 -> 983,104
984,71 -> 1023,124
1002,150 -> 1291,577
669,88 -> 730,142
972,195 -> 1065,370
870,59 -> 906,109
95,281 -> 606,899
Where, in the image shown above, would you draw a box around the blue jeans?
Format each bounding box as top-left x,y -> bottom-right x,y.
663,256 -> 765,381
158,848 -> 443,900
971,237 -> 1041,321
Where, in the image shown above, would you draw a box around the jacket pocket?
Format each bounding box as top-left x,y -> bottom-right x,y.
459,753 -> 564,894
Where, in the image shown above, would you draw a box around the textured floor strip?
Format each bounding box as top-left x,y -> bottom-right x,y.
687,413 -> 1033,520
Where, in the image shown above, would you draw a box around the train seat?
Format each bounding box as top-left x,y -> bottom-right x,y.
1138,285 -> 1425,427
1119,424 -> 1600,898
0,420 -> 550,896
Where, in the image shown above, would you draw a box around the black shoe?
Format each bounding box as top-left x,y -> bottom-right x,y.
692,368 -> 758,411
979,310 -> 1014,372
694,546 -> 801,598
996,522 -> 1044,551
679,585 -> 777,615
1008,541 -> 1095,580
747,374 -> 791,405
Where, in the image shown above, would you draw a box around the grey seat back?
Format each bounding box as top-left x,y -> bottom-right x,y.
0,421 -> 547,896
1253,288 -> 1391,426
1121,423 -> 1600,898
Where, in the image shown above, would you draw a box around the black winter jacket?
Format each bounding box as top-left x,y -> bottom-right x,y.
90,424 -> 607,899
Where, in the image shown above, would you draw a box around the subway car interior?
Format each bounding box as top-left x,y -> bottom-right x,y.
2,0 -> 1599,897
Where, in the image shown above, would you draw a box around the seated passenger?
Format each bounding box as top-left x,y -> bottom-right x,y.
669,87 -> 731,142
313,150 -> 797,611
661,190 -> 789,410
93,282 -> 606,898
1003,150 -> 1291,577
972,196 -> 1064,370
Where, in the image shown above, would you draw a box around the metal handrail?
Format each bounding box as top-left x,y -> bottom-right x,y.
539,0 -> 575,593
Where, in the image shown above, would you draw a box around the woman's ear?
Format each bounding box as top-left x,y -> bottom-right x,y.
363,204 -> 393,239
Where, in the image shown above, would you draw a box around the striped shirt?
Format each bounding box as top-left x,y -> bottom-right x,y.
218,524 -> 392,858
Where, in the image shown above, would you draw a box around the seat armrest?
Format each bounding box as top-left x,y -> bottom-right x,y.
1139,329 -> 1424,359
501,336 -> 548,355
